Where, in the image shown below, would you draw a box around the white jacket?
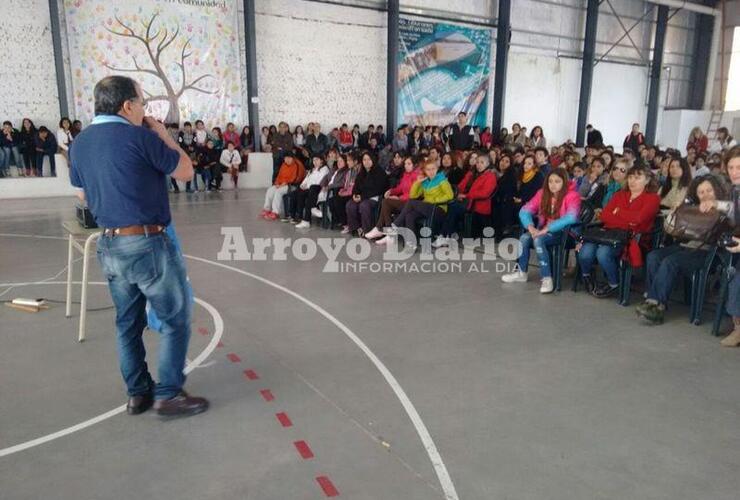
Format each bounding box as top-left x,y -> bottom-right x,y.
300,165 -> 330,190
220,149 -> 241,167
57,128 -> 72,151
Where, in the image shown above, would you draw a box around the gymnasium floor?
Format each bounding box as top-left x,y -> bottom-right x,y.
0,190 -> 738,500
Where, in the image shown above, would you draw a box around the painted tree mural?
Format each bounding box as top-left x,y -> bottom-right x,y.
63,0 -> 243,127
102,13 -> 215,124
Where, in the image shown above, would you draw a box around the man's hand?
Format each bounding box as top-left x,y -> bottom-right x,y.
143,116 -> 167,138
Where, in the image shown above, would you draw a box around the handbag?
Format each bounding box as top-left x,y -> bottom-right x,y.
581,226 -> 631,248
664,204 -> 728,244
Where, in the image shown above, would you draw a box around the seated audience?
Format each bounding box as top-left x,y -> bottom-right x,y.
261,152 -> 305,220
365,156 -> 418,240
220,141 -> 242,188
637,175 -> 729,324
346,152 -> 389,236
502,168 -> 581,293
288,155 -> 330,228
435,153 -> 497,247
577,165 -> 661,298
660,156 -> 691,210
376,159 -> 454,247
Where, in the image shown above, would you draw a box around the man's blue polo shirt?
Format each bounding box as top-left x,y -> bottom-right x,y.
69,115 -> 179,228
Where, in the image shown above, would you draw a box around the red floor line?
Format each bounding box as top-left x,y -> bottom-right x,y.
294,440 -> 314,459
243,369 -> 259,380
226,353 -> 241,363
316,476 -> 339,497
259,389 -> 274,402
197,327 -> 209,336
216,341 -> 224,348
275,412 -> 292,427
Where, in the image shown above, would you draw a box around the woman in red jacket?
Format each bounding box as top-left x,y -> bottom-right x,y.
433,153 -> 498,247
576,164 -> 661,298
686,127 -> 709,154
364,156 -> 418,240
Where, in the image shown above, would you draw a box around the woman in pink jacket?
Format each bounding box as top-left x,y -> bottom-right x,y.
365,156 -> 419,240
502,168 -> 581,294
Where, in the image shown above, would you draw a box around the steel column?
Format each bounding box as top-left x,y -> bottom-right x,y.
243,0 -> 260,152
492,0 -> 511,133
48,0 -> 69,119
386,0 -> 399,135
575,0 -> 600,147
645,5 -> 669,145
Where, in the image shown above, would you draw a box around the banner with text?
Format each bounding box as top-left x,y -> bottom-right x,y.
398,17 -> 492,128
64,0 -> 243,127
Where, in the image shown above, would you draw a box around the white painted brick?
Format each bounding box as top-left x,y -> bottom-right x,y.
0,0 -> 59,127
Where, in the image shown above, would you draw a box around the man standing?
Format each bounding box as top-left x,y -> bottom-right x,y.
586,124 -> 603,147
623,123 -> 645,154
271,121 -> 294,182
69,75 -> 208,418
449,111 -> 474,151
305,122 -> 329,158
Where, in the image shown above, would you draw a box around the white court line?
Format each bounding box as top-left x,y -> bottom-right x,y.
184,254 -> 460,500
0,232 -> 459,499
0,287 -> 223,459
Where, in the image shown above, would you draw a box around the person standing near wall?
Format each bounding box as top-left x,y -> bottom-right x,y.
623,123 -> 645,154
586,124 -> 603,147
271,121 -> 294,182
69,75 -> 208,418
448,112 -> 474,151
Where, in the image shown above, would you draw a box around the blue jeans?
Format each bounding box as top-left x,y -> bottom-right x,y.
728,270 -> 739,317
578,242 -> 623,286
440,200 -> 467,237
1,146 -> 22,174
35,152 -> 56,176
518,231 -> 560,278
645,245 -> 707,305
96,232 -> 192,399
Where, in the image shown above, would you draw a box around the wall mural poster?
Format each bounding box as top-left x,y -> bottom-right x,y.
64,0 -> 243,127
398,17 -> 492,128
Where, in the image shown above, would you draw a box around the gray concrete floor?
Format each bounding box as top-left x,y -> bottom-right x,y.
0,190 -> 738,500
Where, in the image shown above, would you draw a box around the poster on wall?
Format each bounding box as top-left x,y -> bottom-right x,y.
64,0 -> 243,127
398,17 -> 492,128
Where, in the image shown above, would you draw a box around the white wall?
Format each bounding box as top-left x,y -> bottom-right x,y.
503,53 -> 580,147
254,0 -> 387,129
590,62 -> 649,148
0,0 -> 60,127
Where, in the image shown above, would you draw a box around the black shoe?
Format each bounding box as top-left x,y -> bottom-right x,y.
582,275 -> 596,294
593,283 -> 619,298
154,391 -> 209,419
127,391 -> 154,415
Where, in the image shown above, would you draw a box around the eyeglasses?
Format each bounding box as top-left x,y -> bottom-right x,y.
615,167 -> 627,173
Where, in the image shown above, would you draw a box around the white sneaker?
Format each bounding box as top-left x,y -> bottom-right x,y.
501,271 -> 528,283
376,235 -> 395,245
295,220 -> 310,229
365,227 -> 384,239
311,208 -> 323,219
432,236 -> 449,248
386,224 -> 399,236
540,277 -> 554,294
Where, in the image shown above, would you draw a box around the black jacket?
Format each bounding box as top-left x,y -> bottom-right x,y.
352,165 -> 389,200
19,128 -> 37,152
305,133 -> 329,157
586,129 -> 604,147
35,133 -> 57,155
449,124 -> 474,151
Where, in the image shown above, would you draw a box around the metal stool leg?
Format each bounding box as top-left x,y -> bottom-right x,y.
65,234 -> 74,318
